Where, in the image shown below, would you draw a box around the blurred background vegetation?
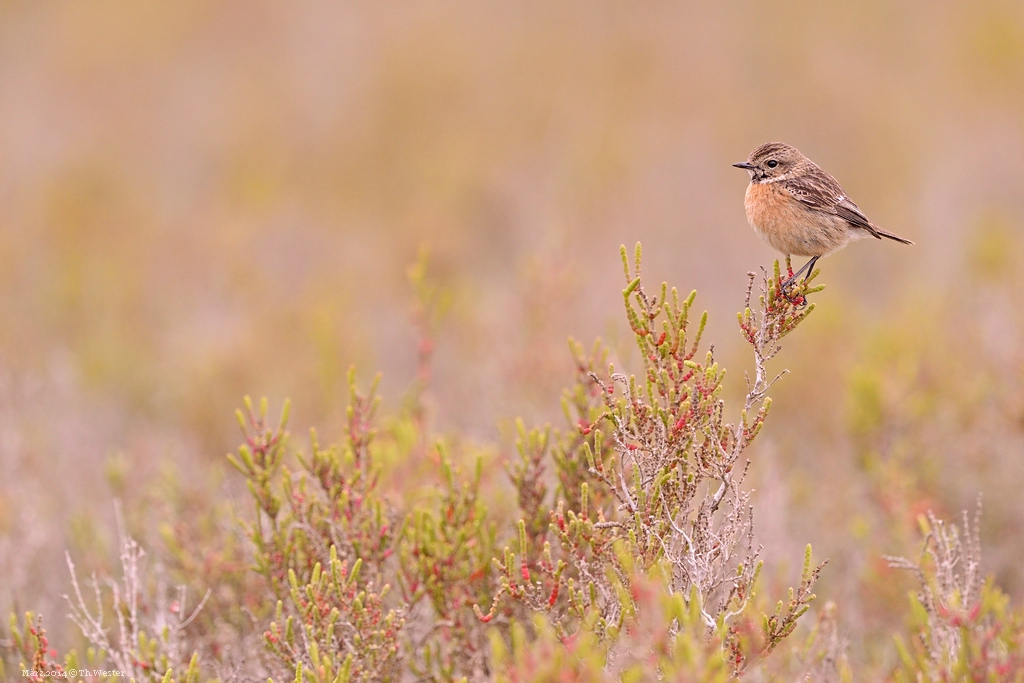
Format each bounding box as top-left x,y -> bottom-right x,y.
1,1 -> 1024,677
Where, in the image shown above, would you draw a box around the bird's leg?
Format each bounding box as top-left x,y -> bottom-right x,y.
780,256 -> 819,292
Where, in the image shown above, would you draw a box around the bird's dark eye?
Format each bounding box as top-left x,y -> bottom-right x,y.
767,160 -> 778,168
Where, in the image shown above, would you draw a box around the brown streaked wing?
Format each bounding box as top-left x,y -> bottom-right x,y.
783,167 -> 881,236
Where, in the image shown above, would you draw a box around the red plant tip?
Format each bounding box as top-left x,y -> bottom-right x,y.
968,602 -> 981,621
606,386 -> 614,395
169,600 -> 180,614
655,331 -> 667,346
627,443 -> 638,451
548,583 -> 560,608
521,562 -> 531,583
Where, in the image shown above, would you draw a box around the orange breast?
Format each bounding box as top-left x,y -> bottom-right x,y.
743,182 -> 848,257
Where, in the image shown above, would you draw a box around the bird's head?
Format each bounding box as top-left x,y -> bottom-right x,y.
733,142 -> 806,183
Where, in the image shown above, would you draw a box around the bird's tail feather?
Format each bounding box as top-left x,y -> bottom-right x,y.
871,224 -> 914,245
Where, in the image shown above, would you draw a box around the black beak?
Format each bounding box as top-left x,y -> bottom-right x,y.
733,162 -> 755,170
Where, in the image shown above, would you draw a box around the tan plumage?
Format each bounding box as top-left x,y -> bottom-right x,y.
734,142 -> 913,288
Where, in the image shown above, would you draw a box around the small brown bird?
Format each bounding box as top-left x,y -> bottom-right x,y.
734,142 -> 913,290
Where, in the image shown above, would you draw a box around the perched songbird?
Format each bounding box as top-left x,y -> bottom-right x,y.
734,142 -> 913,290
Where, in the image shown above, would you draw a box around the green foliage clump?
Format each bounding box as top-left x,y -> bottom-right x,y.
476,245 -> 826,677
229,388 -> 406,682
888,504 -> 1024,682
